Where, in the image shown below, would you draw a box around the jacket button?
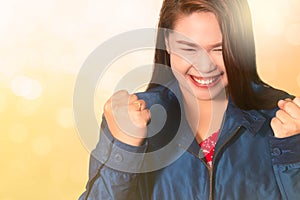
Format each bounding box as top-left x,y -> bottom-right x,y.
272,148 -> 282,156
114,153 -> 123,162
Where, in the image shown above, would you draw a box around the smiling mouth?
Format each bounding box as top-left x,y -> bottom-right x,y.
189,73 -> 223,86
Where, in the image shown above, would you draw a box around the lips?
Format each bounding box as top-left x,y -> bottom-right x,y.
189,73 -> 223,87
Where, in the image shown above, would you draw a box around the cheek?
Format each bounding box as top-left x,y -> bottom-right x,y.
170,54 -> 191,75
218,61 -> 226,72
212,55 -> 227,76
210,54 -> 225,69
221,68 -> 228,86
209,54 -> 228,84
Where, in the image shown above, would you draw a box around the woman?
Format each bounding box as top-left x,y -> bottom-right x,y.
80,0 -> 300,199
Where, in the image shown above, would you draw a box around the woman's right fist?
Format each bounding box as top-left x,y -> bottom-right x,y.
103,90 -> 151,146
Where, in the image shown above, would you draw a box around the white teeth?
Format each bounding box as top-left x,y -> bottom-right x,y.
192,76 -> 218,85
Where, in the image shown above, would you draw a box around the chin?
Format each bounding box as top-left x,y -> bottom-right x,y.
189,85 -> 227,101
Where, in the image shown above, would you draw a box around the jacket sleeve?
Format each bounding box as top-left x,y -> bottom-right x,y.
79,116 -> 149,200
269,133 -> 300,200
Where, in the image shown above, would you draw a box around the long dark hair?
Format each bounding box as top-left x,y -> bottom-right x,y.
147,0 -> 288,110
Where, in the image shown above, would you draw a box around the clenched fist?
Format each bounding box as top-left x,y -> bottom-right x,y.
271,97 -> 300,138
104,90 -> 151,146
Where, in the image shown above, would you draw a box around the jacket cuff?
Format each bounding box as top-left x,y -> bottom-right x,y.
92,118 -> 148,173
269,133 -> 300,165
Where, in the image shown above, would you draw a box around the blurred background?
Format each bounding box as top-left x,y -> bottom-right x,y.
0,0 -> 299,199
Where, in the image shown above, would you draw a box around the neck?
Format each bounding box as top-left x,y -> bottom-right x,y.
182,90 -> 228,142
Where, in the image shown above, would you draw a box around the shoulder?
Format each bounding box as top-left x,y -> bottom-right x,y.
135,79 -> 181,110
252,81 -> 294,109
135,80 -> 183,151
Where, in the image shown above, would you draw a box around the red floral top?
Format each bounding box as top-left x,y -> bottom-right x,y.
199,130 -> 220,168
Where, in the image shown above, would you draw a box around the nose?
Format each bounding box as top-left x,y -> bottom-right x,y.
194,50 -> 216,73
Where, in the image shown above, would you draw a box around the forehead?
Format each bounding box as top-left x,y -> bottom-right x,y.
170,12 -> 222,46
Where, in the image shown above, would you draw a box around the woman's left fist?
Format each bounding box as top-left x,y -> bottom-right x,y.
271,97 -> 300,138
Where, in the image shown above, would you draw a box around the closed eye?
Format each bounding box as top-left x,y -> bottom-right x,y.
181,48 -> 196,52
212,46 -> 222,52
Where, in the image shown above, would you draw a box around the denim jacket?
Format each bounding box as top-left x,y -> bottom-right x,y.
79,80 -> 300,200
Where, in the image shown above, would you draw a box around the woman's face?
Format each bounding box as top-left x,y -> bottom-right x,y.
167,12 -> 228,101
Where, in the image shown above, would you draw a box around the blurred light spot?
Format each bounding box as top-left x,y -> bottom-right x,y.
251,0 -> 290,36
8,123 -> 28,144
11,75 -> 43,100
31,136 -> 52,156
288,0 -> 300,19
16,99 -> 41,117
0,93 -> 7,113
56,107 -> 74,128
0,1 -> 14,34
0,59 -> 20,80
285,23 -> 300,46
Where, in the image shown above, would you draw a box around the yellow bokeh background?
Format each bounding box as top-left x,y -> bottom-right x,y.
0,0 -> 299,199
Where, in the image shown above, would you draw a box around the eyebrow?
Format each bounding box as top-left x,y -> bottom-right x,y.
176,40 -> 222,49
176,40 -> 199,48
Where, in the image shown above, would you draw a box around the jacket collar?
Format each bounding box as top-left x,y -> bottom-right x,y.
139,79 -> 270,156
165,80 -> 269,156
168,79 -> 268,136
176,97 -> 269,158
224,97 -> 267,136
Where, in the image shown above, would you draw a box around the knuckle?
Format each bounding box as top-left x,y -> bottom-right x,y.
138,118 -> 148,127
141,121 -> 148,127
143,111 -> 150,120
271,118 -> 279,128
293,97 -> 300,107
270,117 -> 276,124
275,110 -> 282,118
130,94 -> 138,101
116,90 -> 129,97
140,100 -> 146,107
146,110 -> 151,120
120,89 -> 129,95
139,99 -> 146,104
284,101 -> 293,109
104,100 -> 111,112
294,96 -> 300,101
271,117 -> 282,126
